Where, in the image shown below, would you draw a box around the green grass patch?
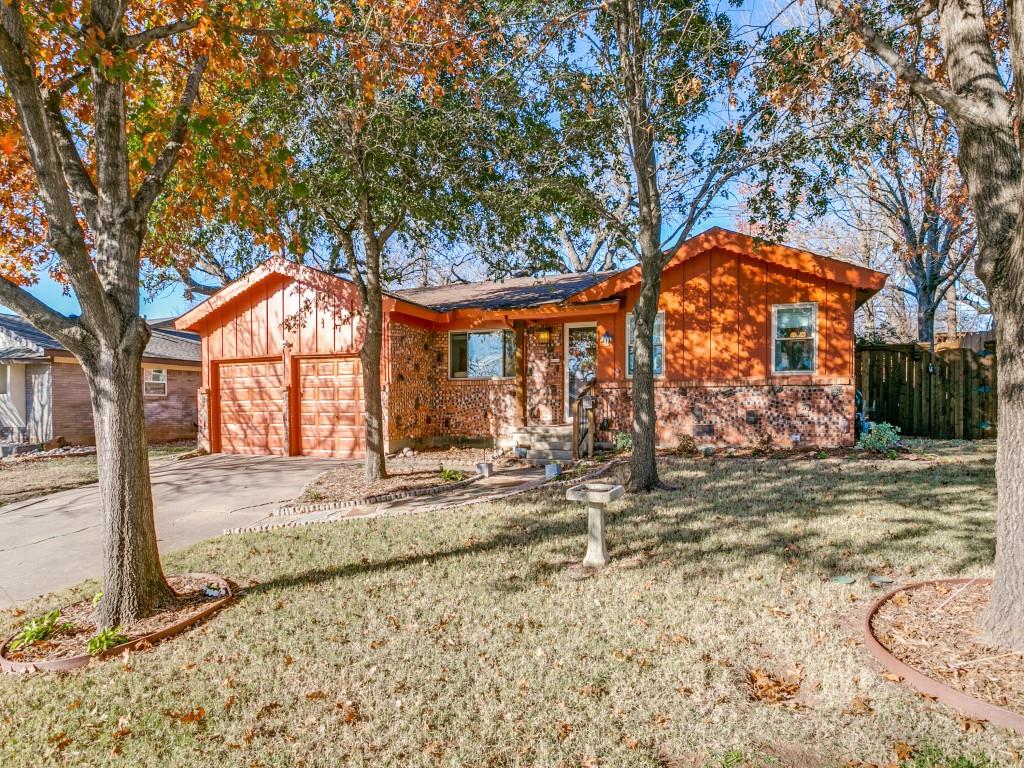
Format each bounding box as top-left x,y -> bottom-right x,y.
1,442 -> 1019,767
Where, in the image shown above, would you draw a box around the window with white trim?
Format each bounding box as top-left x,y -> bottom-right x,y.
626,312 -> 665,377
772,303 -> 817,374
144,368 -> 168,396
449,330 -> 516,379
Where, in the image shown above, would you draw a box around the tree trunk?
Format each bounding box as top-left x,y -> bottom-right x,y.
628,254 -> 662,491
916,300 -> 936,344
980,283 -> 1024,652
360,238 -> 388,483
86,324 -> 172,628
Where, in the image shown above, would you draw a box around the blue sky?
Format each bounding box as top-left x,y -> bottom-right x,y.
6,276 -> 199,322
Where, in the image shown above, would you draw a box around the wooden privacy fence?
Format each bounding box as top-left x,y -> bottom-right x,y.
855,343 -> 998,439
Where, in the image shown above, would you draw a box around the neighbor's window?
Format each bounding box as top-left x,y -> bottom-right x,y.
772,304 -> 817,374
144,368 -> 168,396
449,330 -> 516,379
626,312 -> 665,377
0,364 -> 7,396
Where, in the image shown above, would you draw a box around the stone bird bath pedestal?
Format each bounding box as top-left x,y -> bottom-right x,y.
566,482 -> 624,567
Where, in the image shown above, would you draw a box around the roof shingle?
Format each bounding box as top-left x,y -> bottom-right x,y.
393,271 -> 614,313
0,313 -> 201,363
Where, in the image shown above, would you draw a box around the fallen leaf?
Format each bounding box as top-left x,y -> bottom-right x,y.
843,695 -> 874,716
164,707 -> 205,724
747,667 -> 801,703
957,715 -> 986,732
881,672 -> 903,683
305,690 -> 328,700
894,741 -> 914,760
555,720 -> 572,741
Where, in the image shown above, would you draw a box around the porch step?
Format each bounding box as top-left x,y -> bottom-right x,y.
525,448 -> 573,463
527,439 -> 574,451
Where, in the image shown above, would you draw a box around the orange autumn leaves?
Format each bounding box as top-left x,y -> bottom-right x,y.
0,1 -> 482,286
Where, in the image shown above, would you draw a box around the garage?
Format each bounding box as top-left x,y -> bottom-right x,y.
217,360 -> 287,455
296,356 -> 365,459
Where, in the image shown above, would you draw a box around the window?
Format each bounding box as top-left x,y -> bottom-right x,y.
144,368 -> 168,396
449,330 -> 516,379
772,304 -> 817,374
0,365 -> 7,396
626,312 -> 665,377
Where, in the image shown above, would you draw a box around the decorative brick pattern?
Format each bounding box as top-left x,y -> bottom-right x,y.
593,381 -> 855,449
382,320 -> 853,450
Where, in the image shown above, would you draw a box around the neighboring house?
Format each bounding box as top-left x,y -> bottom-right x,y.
175,227 -> 887,458
0,314 -> 202,445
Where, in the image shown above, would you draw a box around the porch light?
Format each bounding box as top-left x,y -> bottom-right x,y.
600,331 -> 613,346
535,327 -> 552,344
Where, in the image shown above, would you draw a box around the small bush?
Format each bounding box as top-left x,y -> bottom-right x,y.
751,432 -> 773,455
858,422 -> 902,454
9,609 -> 73,651
676,435 -> 697,455
439,467 -> 465,483
87,627 -> 129,656
613,432 -> 632,452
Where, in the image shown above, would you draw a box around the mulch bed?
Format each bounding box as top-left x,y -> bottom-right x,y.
298,468 -> 472,505
3,575 -> 223,665
870,580 -> 1024,716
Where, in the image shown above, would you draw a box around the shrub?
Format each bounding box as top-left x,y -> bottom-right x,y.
439,467 -> 465,483
613,432 -> 633,452
858,422 -> 902,454
751,432 -> 773,455
87,627 -> 129,656
9,609 -> 73,651
676,435 -> 697,455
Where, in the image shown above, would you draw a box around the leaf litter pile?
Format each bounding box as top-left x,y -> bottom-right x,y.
3,575 -> 224,664
871,580 -> 1024,715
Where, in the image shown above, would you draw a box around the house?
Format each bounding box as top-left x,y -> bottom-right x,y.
175,227 -> 887,458
0,314 -> 202,445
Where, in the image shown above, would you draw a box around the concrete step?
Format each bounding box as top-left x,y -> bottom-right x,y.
512,424 -> 573,435
526,449 -> 573,462
527,439 -> 574,451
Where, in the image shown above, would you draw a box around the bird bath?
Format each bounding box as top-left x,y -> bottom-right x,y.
566,482 -> 624,567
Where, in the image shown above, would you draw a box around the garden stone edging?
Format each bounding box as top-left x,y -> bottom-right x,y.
272,472 -> 484,517
864,577 -> 1024,735
224,460 -> 627,536
0,573 -> 234,674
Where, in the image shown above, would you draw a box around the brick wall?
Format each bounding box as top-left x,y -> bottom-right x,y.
381,321 -> 854,451
50,362 -> 200,445
385,321 -> 517,450
594,381 -> 855,449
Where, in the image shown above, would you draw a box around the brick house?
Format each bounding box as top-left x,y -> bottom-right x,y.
0,314 -> 201,445
175,227 -> 887,459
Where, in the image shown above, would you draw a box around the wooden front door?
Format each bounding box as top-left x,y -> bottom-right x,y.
564,324 -> 597,421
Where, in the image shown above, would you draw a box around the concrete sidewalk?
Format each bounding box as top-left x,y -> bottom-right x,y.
0,454 -> 336,607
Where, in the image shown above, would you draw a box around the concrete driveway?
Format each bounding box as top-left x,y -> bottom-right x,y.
0,454 -> 337,607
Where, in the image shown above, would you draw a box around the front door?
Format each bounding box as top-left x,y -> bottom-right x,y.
565,324 -> 597,421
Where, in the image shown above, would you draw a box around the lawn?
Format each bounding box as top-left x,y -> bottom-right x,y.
0,442 -> 196,505
1,442 -> 1020,767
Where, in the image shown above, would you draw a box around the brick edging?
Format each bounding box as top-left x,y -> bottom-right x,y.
272,473 -> 483,517
223,460 -> 627,536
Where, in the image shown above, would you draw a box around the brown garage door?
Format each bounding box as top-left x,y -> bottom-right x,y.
297,357 -> 365,459
218,361 -> 287,455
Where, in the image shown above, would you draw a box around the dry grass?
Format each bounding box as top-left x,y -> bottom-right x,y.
0,441 -> 1020,767
0,443 -> 195,505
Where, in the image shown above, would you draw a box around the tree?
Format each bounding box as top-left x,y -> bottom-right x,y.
845,96 -> 976,343
816,0 -> 1024,651
0,1 -> 473,627
528,1 -> 863,490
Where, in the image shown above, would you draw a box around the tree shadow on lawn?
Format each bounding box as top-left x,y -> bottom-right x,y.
250,454 -> 996,597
